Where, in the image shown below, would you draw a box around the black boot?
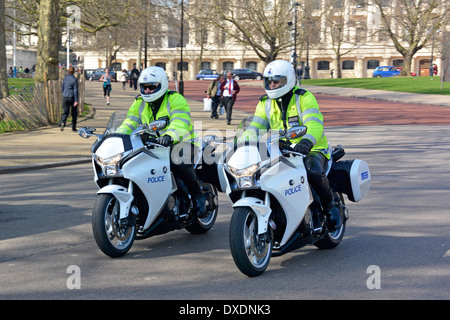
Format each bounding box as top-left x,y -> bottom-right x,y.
191,193 -> 207,218
325,202 -> 343,231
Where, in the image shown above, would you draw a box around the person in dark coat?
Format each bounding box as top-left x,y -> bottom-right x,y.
129,64 -> 140,90
219,72 -> 240,125
59,66 -> 79,132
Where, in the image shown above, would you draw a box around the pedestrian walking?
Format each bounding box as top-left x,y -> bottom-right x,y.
99,69 -> 113,105
220,72 -> 240,125
206,74 -> 224,119
130,64 -> 140,90
120,69 -> 127,90
58,66 -> 79,132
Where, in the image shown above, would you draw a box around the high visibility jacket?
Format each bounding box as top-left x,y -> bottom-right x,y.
242,87 -> 330,159
117,90 -> 197,145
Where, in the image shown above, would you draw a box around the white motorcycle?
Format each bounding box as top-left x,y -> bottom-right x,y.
79,112 -> 221,258
218,121 -> 371,276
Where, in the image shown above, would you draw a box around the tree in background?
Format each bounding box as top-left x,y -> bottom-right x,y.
373,0 -> 449,76
208,0 -> 293,64
0,0 -> 9,99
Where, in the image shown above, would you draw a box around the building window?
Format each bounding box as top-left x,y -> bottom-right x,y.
246,61 -> 257,71
378,28 -> 389,42
201,61 -> 211,70
155,62 -> 166,70
223,61 -> 234,72
317,61 -> 330,70
177,62 -> 188,71
111,62 -> 121,71
342,60 -> 354,70
367,60 -> 380,69
355,0 -> 365,8
393,60 -> 403,68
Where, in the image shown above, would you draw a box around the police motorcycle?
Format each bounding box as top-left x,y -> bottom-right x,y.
78,111 -> 221,258
219,119 -> 371,277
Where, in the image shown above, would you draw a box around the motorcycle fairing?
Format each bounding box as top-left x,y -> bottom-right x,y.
232,197 -> 272,235
260,159 -> 312,246
97,184 -> 134,220
121,147 -> 172,230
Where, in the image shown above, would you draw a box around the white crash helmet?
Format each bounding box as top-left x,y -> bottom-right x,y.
139,66 -> 168,102
263,60 -> 296,99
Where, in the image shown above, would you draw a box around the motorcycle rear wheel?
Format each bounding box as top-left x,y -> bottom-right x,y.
185,183 -> 218,234
92,194 -> 136,258
229,207 -> 272,277
314,194 -> 346,249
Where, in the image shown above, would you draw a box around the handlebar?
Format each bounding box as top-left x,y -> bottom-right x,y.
280,147 -> 305,157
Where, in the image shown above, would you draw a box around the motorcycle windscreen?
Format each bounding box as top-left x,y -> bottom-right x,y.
103,111 -> 128,136
96,137 -> 125,159
227,144 -> 262,169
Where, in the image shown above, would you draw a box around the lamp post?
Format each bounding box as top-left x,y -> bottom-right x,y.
179,0 -> 184,96
303,19 -> 311,80
291,2 -> 299,70
429,31 -> 435,77
303,40 -> 310,79
429,29 -> 440,77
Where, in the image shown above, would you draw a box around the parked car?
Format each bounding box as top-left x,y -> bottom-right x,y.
196,69 -> 219,80
88,68 -> 116,81
231,68 -> 263,80
372,66 -> 400,78
84,69 -> 96,80
395,67 -> 417,77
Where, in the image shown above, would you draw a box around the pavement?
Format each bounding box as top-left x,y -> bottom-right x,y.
0,80 -> 449,174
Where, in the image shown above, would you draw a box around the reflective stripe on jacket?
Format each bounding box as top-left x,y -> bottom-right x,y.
242,87 -> 330,159
117,91 -> 197,145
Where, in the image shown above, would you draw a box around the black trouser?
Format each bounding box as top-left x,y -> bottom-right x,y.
130,78 -> 138,90
304,151 -> 334,208
210,96 -> 221,118
60,97 -> 78,130
222,96 -> 235,123
169,142 -> 202,197
103,84 -> 111,96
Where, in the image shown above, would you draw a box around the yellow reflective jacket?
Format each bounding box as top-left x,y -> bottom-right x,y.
117,91 -> 197,144
241,87 -> 330,159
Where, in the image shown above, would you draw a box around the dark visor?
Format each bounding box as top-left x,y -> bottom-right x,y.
264,75 -> 287,90
140,82 -> 161,94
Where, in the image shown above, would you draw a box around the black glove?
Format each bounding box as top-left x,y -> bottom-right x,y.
294,139 -> 314,155
157,135 -> 173,147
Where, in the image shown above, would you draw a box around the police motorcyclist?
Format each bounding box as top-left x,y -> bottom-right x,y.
117,66 -> 206,217
241,60 -> 343,231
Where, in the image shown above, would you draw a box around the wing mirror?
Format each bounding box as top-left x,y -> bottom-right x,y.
281,125 -> 307,141
78,127 -> 101,139
148,119 -> 168,133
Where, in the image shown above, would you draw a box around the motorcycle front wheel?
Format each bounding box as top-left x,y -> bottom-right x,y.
92,194 -> 136,258
229,207 -> 272,277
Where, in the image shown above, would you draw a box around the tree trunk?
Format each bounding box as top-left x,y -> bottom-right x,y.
401,52 -> 414,77
336,54 -> 342,79
0,0 -> 9,99
35,0 -> 60,82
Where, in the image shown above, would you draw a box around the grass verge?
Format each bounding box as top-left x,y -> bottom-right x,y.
302,76 -> 450,95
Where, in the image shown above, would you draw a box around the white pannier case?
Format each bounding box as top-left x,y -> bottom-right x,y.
329,159 -> 371,202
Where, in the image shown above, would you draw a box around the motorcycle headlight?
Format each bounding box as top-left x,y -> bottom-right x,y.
225,160 -> 270,188
95,153 -> 124,176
